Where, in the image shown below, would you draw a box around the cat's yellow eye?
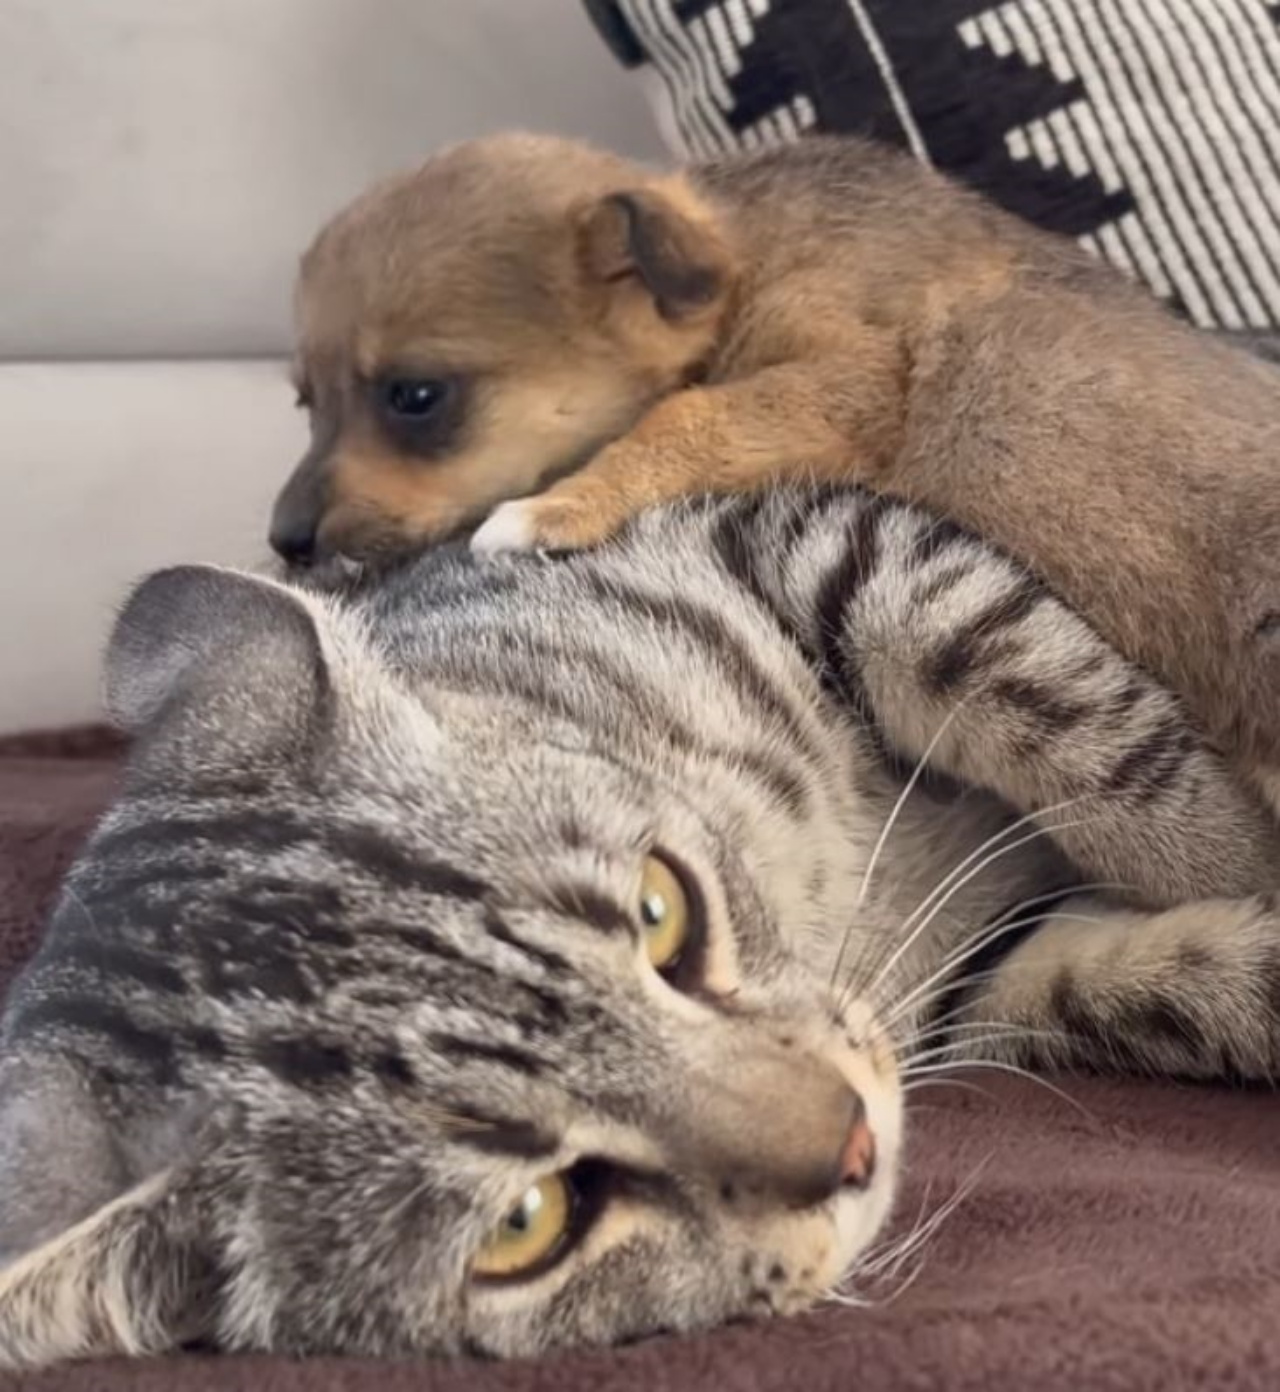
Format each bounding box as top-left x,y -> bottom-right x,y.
639,854 -> 690,972
471,1175 -> 572,1280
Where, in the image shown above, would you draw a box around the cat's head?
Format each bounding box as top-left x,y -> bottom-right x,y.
0,563 -> 902,1367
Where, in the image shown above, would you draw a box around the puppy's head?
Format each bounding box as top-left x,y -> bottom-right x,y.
273,133 -> 736,564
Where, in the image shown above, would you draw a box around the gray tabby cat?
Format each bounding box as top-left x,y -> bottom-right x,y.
1,487 -> 1278,1369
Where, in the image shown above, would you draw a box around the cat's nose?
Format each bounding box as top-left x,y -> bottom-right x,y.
758,1086 -> 878,1209
671,1041 -> 881,1210
839,1104 -> 877,1191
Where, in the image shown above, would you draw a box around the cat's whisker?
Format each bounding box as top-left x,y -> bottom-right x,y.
853,1181 -> 934,1278
887,953 -> 1105,1039
901,1075 -> 994,1102
837,1157 -> 990,1308
837,791 -> 1102,1012
830,700 -> 971,998
846,806 -> 1102,1016
829,1224 -> 927,1304
900,1059 -> 1097,1120
61,887 -> 99,933
855,705 -> 969,914
880,880 -> 1131,1033
883,907 -> 1111,1032
876,1177 -> 975,1280
861,816 -> 1101,1014
862,812 -> 1090,1013
897,1023 -> 1059,1071
823,1287 -> 875,1310
864,1242 -> 933,1307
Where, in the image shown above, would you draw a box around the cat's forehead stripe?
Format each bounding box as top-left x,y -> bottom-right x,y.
483,910 -> 573,975
93,811 -> 489,909
537,882 -> 635,937
320,826 -> 488,901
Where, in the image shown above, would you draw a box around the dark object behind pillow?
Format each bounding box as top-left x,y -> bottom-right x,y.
586,0 -> 1280,334
1,727 -> 1278,1387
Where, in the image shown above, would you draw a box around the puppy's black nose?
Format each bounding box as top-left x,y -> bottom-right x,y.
269,517 -> 318,567
272,453 -> 331,566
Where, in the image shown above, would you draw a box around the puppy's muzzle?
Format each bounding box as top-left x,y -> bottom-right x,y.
270,455 -> 330,566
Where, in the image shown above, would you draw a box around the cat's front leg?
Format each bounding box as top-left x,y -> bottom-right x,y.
939,890 -> 1280,1081
832,507 -> 1280,907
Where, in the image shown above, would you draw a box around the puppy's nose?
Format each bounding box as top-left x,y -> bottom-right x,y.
839,1107 -> 877,1191
270,456 -> 330,566
269,514 -> 318,567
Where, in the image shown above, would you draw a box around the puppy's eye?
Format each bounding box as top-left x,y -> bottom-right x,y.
471,1174 -> 573,1281
639,853 -> 694,974
381,376 -> 447,420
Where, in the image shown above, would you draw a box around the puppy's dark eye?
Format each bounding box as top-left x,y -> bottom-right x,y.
382,377 -> 447,420
371,372 -> 466,458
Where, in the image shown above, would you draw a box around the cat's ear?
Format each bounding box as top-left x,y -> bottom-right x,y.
0,1061 -> 214,1370
104,565 -> 330,764
0,1169 -> 210,1370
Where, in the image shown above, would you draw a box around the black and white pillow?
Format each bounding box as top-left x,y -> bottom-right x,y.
584,0 -> 1280,335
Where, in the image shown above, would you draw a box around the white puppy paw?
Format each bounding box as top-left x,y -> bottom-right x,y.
470,500 -> 540,555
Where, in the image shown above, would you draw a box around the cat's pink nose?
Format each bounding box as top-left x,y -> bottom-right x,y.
840,1111 -> 877,1190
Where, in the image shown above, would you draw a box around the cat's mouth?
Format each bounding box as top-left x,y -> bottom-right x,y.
818,1023 -> 905,1290
712,1017 -> 906,1319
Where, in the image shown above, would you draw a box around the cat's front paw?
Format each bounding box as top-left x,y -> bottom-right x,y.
470,492 -> 623,555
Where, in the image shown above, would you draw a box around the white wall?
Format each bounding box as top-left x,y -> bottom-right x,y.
0,362 -> 303,729
0,0 -> 665,358
0,1 -> 665,729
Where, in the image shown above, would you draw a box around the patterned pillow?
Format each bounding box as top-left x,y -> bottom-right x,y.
583,0 -> 1280,334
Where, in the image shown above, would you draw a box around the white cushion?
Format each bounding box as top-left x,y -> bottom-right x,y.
0,360 -> 303,729
0,0 -> 664,359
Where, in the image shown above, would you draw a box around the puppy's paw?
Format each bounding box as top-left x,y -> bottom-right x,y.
470,494 -> 621,555
471,500 -> 541,554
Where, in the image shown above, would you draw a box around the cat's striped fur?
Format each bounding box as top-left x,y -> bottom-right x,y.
1,487 -> 1278,1368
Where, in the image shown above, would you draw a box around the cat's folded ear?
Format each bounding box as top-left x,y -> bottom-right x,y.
575,182 -> 735,323
0,1169 -> 210,1370
104,565 -> 331,766
0,1063 -> 222,1370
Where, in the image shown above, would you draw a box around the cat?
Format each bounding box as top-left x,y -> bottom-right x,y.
1,486 -> 1278,1368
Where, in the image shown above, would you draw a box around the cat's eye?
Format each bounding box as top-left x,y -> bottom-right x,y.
639,853 -> 691,973
471,1174 -> 573,1281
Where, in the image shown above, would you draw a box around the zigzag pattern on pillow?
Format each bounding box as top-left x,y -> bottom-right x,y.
586,0 -> 1280,331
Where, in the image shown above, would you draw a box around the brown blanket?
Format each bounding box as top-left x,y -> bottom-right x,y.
1,729 -> 1277,1392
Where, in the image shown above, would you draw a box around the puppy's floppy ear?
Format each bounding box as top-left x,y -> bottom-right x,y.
104,565 -> 330,766
577,185 -> 734,321
0,1169 -> 212,1370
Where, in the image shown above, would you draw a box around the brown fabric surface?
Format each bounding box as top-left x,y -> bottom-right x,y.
0,728 -> 1277,1392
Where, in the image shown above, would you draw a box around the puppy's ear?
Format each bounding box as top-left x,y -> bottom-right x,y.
577,186 -> 733,321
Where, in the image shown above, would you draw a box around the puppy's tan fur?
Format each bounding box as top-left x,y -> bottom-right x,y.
278,132 -> 1280,775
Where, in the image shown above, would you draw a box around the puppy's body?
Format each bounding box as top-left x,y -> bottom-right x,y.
279,134 -> 1280,776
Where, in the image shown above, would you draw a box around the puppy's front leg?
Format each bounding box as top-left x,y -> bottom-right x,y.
471,355 -> 905,553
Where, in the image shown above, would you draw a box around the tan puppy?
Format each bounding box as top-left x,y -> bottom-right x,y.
276,132 -> 1280,778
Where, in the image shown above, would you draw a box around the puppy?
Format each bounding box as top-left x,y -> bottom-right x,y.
276,132 -> 1280,780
